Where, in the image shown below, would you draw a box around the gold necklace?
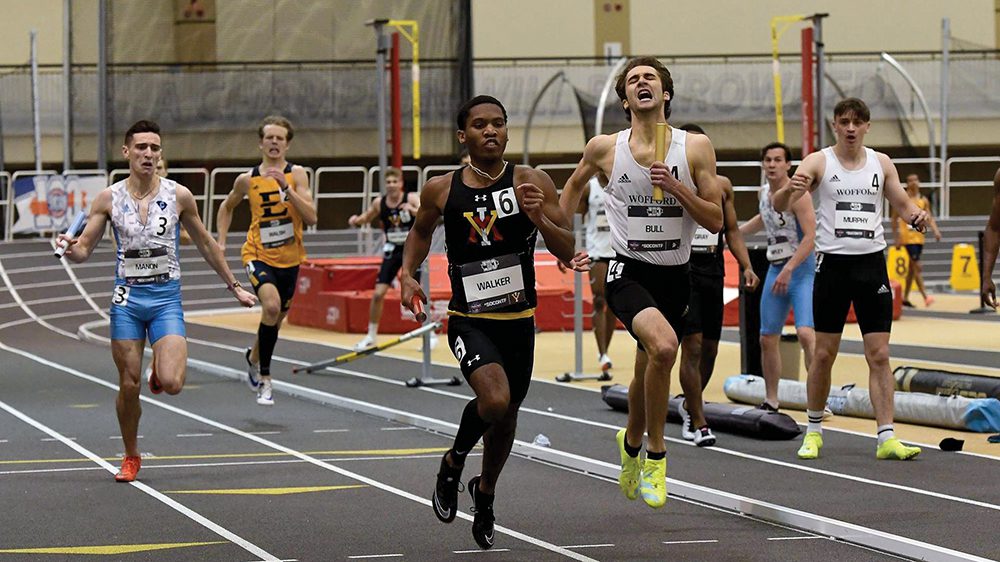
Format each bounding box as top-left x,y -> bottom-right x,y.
469,160 -> 507,182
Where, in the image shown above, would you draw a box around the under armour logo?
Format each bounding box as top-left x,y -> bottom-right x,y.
618,173 -> 631,184
474,194 -> 488,202
466,354 -> 481,367
830,175 -> 841,182
877,284 -> 890,294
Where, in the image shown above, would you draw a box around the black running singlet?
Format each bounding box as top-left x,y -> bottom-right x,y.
379,194 -> 415,253
443,165 -> 538,316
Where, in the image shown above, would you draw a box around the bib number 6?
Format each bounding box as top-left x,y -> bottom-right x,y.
492,187 -> 519,218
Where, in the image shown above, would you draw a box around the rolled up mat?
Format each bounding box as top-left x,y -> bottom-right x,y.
600,384 -> 801,440
724,374 -> 1000,432
894,365 -> 1000,400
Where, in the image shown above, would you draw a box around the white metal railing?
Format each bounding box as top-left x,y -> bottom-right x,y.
944,156 -> 1000,219
0,172 -> 10,241
6,157 -> 994,240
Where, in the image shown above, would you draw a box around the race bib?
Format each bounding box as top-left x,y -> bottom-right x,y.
834,201 -> 876,239
382,242 -> 397,257
260,219 -> 294,247
767,235 -> 795,262
595,211 -> 610,232
626,205 -> 683,251
386,228 -> 408,244
123,247 -> 170,284
691,226 -> 719,254
460,253 -> 526,313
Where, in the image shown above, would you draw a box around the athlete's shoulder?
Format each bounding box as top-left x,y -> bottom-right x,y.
585,133 -> 617,155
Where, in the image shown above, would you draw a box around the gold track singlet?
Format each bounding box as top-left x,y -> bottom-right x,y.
240,163 -> 306,268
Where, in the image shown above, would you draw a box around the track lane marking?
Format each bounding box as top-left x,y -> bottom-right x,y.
0,399 -> 279,561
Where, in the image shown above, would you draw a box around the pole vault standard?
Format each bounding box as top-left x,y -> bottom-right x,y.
770,13 -> 827,156
555,216 -> 611,383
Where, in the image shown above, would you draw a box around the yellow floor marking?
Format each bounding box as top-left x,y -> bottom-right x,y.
69,404 -> 99,409
165,484 -> 366,495
0,541 -> 225,555
0,446 -> 449,465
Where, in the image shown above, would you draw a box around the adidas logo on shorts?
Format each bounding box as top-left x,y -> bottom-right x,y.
618,173 -> 631,184
877,284 -> 890,294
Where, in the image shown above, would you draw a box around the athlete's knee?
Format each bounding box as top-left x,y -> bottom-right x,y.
260,299 -> 282,320
119,375 -> 141,398
645,338 -> 678,367
592,294 -> 607,313
864,344 -> 890,367
477,393 -> 510,423
760,334 -> 779,351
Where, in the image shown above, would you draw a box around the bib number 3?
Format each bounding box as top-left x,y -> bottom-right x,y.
112,285 -> 130,307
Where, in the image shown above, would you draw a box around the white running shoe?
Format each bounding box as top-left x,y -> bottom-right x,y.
692,426 -> 717,447
599,353 -> 613,372
678,399 -> 695,441
353,335 -> 376,352
244,348 -> 260,392
256,380 -> 274,406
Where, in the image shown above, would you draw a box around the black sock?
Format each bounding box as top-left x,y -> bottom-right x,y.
624,440 -> 641,458
646,450 -> 666,461
452,399 -> 489,464
257,322 -> 279,376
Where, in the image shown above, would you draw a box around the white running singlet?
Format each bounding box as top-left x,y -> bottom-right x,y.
585,176 -> 614,259
814,147 -> 886,254
110,178 -> 182,284
605,127 -> 697,266
759,183 -> 801,263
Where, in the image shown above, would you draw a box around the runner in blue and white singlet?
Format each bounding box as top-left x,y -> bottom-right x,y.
108,177 -> 185,343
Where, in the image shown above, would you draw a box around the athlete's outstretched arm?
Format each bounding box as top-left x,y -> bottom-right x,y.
560,135 -> 614,219
982,168 -> 1000,307
661,133 -> 722,232
216,173 -> 250,250
719,176 -> 759,291
276,165 -> 317,226
58,189 -> 111,263
348,197 -> 382,227
881,153 -> 927,230
775,152 -> 822,212
179,185 -> 256,307
400,175 -> 448,312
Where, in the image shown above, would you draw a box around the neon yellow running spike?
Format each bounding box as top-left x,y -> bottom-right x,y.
876,438 -> 921,460
615,429 -> 641,500
640,457 -> 667,509
797,431 -> 823,460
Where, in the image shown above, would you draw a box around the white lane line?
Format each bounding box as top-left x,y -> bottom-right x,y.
153,326 -> 1000,514
0,399 -> 280,561
53,239 -> 110,321
0,453 -> 457,476
312,429 -> 349,433
663,539 -> 719,545
177,433 -> 214,438
0,439 -> 8,443
41,437 -> 76,441
0,344 -> 597,562
0,259 -> 79,338
109,435 -> 144,439
347,555 -> 403,560
561,544 -> 614,549
453,549 -> 511,554
767,536 -> 824,541
379,427 -> 415,431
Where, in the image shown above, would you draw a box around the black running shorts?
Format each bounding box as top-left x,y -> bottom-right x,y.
813,251 -> 893,335
376,248 -> 423,286
605,255 -> 690,350
245,260 -> 299,312
684,269 -> 724,340
446,315 -> 535,404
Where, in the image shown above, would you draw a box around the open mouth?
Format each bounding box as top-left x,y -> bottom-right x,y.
484,139 -> 499,147
637,89 -> 653,101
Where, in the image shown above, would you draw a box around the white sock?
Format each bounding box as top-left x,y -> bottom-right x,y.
806,409 -> 825,434
877,424 -> 895,446
367,323 -> 378,338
